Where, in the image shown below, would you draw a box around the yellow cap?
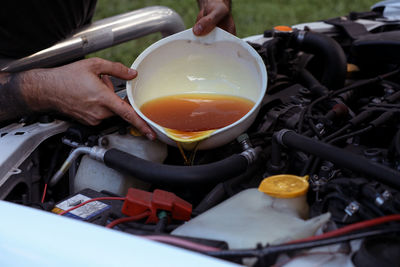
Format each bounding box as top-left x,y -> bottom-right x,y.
129,127 -> 143,137
258,174 -> 309,198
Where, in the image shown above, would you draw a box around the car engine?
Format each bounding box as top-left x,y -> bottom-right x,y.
1,3 -> 400,267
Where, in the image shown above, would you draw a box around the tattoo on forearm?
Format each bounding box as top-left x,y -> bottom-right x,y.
0,72 -> 30,121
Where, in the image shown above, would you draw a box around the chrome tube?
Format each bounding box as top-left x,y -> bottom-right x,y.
1,6 -> 185,72
48,146 -> 107,187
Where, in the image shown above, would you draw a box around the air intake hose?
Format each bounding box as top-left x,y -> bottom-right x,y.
294,31 -> 347,90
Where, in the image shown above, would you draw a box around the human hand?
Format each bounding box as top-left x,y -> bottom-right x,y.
193,0 -> 236,36
22,58 -> 156,140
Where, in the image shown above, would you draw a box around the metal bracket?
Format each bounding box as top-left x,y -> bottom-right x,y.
0,121 -> 69,187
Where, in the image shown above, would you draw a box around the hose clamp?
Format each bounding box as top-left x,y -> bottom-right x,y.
89,146 -> 107,162
296,30 -> 306,45
240,147 -> 262,164
344,201 -> 360,216
274,129 -> 293,146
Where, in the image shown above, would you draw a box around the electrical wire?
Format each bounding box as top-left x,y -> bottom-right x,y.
306,124 -> 375,175
144,235 -> 222,252
205,226 -> 400,259
328,125 -> 374,145
106,212 -> 151,229
54,194 -> 400,259
297,107 -> 307,133
304,69 -> 400,139
323,124 -> 352,142
395,129 -> 400,156
41,184 -> 48,204
287,214 -> 400,244
202,214 -> 400,259
41,143 -> 64,203
125,215 -> 400,257
58,197 -> 125,216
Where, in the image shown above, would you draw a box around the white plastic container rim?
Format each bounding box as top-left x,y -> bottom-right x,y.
126,27 -> 267,149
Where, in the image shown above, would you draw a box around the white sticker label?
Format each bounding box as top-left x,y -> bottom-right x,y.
56,194 -> 109,220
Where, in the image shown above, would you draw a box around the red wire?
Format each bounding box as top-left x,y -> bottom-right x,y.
287,214 -> 400,244
58,197 -> 125,216
54,193 -> 400,251
141,215 -> 400,253
106,212 -> 151,228
142,215 -> 400,253
41,183 -> 48,203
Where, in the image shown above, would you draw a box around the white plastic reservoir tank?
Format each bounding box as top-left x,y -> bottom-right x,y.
74,131 -> 167,195
172,175 -> 330,249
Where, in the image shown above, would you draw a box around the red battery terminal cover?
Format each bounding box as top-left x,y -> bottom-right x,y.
122,188 -> 192,223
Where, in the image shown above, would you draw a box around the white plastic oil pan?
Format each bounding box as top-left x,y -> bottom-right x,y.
127,27 -> 267,149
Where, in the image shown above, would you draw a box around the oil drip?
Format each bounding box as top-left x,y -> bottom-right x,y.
176,141 -> 199,166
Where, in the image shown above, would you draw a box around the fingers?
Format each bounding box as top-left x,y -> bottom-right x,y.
195,9 -> 204,23
193,4 -> 229,36
87,58 -> 137,80
106,93 -> 156,140
101,75 -> 114,92
101,74 -> 156,140
216,15 -> 236,36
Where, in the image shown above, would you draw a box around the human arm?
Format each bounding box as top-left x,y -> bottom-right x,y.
0,58 -> 156,140
193,0 -> 236,36
0,72 -> 27,122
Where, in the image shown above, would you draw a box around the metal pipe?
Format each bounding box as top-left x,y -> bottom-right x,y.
1,6 -> 185,72
48,146 -> 107,187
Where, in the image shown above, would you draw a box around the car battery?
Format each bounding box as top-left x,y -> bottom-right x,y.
51,189 -> 124,225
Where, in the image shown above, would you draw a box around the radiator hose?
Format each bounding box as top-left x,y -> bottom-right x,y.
103,148 -> 258,185
49,145 -> 260,187
294,30 -> 347,90
274,129 -> 400,189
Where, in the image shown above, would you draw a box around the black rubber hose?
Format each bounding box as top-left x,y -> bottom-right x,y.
295,31 -> 347,90
205,227 -> 400,259
103,148 -> 249,185
193,183 -> 226,215
395,129 -> 400,157
276,130 -> 400,189
298,68 -> 329,97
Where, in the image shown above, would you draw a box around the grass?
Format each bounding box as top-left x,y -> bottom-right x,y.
90,0 -> 378,66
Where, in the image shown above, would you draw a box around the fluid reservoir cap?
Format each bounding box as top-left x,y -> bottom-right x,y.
258,174 -> 309,198
273,25 -> 293,32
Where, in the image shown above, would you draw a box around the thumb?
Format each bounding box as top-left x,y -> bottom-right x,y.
193,6 -> 227,36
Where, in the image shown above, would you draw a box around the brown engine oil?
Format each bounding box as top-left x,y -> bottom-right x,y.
140,93 -> 254,133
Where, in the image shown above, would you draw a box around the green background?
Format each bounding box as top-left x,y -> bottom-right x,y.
90,0 -> 378,66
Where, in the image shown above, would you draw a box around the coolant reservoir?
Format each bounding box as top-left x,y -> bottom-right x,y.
172,175 -> 330,249
74,132 -> 167,195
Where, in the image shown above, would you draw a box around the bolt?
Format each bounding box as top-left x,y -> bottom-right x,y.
382,190 -> 392,201
100,137 -> 109,147
237,133 -> 252,150
375,196 -> 385,206
371,98 -> 381,104
344,201 -> 360,216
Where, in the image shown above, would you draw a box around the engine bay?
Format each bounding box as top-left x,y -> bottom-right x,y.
1,4 -> 400,267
